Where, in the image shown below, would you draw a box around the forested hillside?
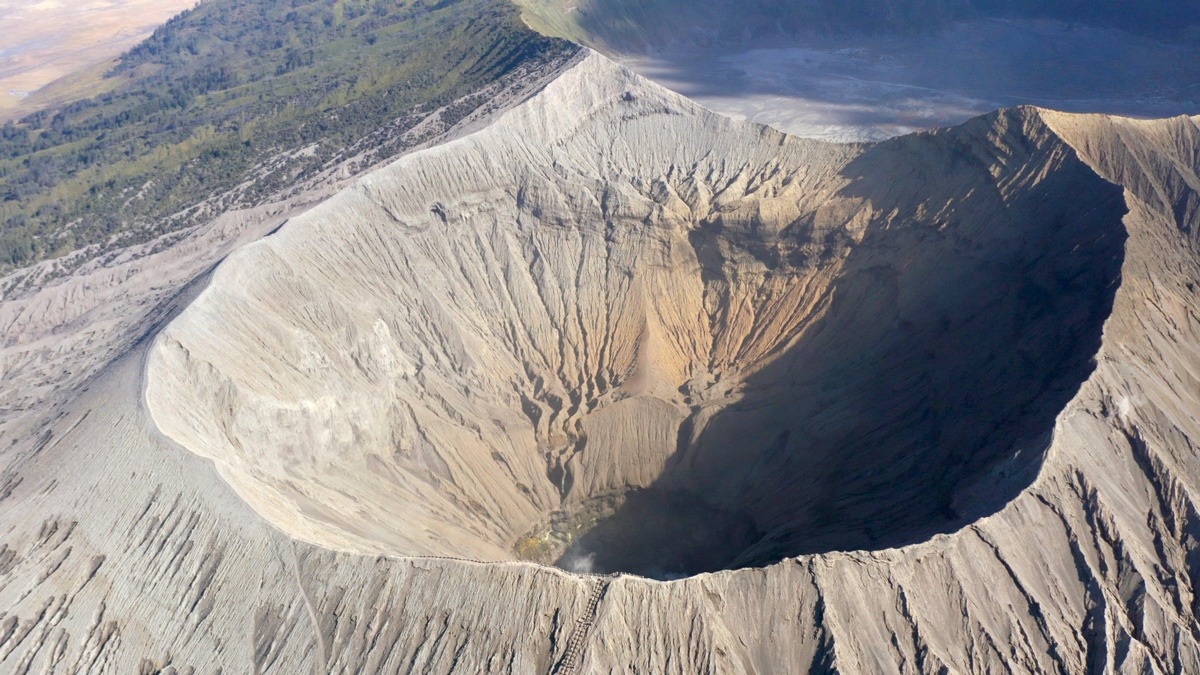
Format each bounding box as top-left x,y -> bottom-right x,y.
0,0 -> 572,271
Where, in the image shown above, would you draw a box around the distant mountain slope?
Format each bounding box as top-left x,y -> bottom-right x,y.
516,0 -> 1200,50
0,0 -> 574,273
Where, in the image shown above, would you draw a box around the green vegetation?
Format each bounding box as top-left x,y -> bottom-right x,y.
0,0 -> 573,271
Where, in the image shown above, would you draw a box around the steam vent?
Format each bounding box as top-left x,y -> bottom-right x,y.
147,56 -> 1126,581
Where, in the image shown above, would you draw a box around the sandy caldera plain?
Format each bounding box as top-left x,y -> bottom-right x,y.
0,0 -> 197,118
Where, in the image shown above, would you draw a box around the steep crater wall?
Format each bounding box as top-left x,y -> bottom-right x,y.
146,56 -> 1127,579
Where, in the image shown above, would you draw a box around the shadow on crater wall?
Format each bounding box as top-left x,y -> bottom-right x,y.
558,116 -> 1129,579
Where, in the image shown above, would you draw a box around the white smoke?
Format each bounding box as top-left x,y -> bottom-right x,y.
1116,395 -> 1137,424
564,552 -> 596,574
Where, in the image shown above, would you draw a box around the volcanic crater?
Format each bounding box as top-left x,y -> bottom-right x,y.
146,55 -> 1127,580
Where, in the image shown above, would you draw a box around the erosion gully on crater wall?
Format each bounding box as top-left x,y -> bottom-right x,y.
552,126 -> 1129,580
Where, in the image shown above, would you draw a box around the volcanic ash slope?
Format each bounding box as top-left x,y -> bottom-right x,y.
5,50 -> 1199,672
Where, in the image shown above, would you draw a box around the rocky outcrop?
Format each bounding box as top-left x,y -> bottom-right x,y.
2,51 -> 1200,673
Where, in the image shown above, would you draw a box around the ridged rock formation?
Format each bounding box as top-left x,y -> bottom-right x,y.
2,51 -> 1200,673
